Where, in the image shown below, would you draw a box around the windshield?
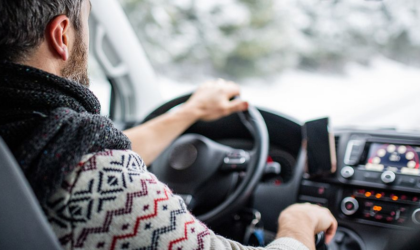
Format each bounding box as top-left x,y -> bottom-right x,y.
119,0 -> 420,130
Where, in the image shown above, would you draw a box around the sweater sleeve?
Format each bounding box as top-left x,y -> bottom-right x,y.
44,150 -> 309,250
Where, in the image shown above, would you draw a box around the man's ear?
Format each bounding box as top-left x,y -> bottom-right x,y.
46,15 -> 72,61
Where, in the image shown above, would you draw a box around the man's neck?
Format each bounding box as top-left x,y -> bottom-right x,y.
19,43 -> 64,78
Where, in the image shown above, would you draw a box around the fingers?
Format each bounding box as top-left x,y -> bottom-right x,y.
218,79 -> 248,115
226,99 -> 249,114
226,84 -> 241,98
324,213 -> 338,244
187,79 -> 247,121
313,206 -> 337,244
277,203 -> 338,248
215,79 -> 241,98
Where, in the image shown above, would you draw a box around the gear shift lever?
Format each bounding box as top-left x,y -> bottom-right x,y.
315,231 -> 328,250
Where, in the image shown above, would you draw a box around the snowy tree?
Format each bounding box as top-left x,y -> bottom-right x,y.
119,0 -> 420,80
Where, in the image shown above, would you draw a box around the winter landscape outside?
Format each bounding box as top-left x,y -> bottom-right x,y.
112,0 -> 420,130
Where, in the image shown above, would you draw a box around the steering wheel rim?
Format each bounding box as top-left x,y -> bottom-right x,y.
142,94 -> 269,224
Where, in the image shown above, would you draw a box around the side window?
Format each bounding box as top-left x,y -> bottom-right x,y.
88,54 -> 112,117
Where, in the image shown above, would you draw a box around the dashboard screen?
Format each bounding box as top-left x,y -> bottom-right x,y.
365,143 -> 420,176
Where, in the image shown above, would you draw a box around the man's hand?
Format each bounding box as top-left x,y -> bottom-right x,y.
184,79 -> 249,122
276,203 -> 338,250
124,79 -> 248,165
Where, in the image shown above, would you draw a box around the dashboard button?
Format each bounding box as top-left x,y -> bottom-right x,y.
341,197 -> 359,216
364,201 -> 374,207
375,214 -> 383,220
341,166 -> 355,179
381,171 -> 396,184
386,216 -> 394,222
400,177 -> 416,187
300,181 -> 330,198
411,209 -> 420,224
364,172 -> 380,181
345,202 -> 354,210
298,195 -> 328,207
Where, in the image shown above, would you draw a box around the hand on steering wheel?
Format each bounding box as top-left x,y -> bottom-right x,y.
143,94 -> 269,225
184,80 -> 249,122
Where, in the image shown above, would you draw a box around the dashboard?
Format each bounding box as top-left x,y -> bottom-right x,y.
337,132 -> 420,227
175,108 -> 420,249
294,129 -> 420,250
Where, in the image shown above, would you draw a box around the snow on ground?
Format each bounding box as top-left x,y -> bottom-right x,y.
158,57 -> 420,131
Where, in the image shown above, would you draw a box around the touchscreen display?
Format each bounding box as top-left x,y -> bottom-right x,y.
365,143 -> 420,175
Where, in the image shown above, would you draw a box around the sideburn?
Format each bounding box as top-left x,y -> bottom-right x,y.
61,31 -> 90,87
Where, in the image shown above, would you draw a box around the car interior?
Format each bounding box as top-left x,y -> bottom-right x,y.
141,96 -> 420,250
1,0 -> 420,249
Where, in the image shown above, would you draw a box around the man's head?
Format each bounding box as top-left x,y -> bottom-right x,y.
0,0 -> 92,86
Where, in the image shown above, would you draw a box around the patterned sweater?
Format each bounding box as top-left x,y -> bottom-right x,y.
44,149 -> 309,250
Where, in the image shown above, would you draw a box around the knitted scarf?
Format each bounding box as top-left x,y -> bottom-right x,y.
0,61 -> 132,203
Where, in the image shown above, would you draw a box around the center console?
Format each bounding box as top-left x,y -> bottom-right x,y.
298,130 -> 420,250
337,132 -> 420,229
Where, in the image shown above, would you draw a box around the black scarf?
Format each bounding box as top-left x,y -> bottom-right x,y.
0,61 -> 131,203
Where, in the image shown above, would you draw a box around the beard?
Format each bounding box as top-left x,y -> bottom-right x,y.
61,31 -> 90,87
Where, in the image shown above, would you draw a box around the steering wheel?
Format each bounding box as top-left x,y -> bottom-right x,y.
142,94 -> 269,224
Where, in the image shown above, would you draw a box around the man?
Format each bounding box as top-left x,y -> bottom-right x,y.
0,0 -> 337,249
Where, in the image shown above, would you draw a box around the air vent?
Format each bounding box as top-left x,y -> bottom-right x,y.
344,140 -> 365,165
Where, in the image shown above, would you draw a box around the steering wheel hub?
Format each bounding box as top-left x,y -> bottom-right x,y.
169,143 -> 198,170
144,94 -> 269,224
153,135 -> 225,193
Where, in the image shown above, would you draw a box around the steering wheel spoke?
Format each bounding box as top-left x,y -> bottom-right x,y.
220,149 -> 252,172
178,193 -> 196,210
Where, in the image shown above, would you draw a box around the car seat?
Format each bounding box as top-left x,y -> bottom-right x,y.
0,137 -> 61,250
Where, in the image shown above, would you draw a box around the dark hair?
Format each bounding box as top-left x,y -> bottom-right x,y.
0,0 -> 84,62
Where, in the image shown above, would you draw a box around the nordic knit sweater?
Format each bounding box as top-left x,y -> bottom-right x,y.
44,149 -> 309,250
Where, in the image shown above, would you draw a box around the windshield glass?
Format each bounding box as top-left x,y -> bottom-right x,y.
119,0 -> 420,130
